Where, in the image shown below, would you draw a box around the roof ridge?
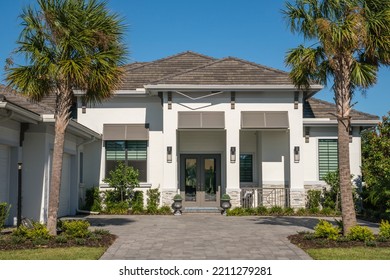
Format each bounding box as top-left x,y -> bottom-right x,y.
123,51 -> 216,73
307,97 -> 379,119
150,56 -> 290,85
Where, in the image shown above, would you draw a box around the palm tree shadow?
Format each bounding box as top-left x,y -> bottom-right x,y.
250,216 -> 335,230
86,216 -> 136,227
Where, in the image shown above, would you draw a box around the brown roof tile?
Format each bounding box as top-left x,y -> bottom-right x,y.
304,98 -> 379,120
151,56 -> 293,85
120,51 -> 216,90
0,84 -> 54,115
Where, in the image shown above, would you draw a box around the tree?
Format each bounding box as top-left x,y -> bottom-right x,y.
283,0 -> 390,234
6,0 -> 126,235
361,113 -> 390,214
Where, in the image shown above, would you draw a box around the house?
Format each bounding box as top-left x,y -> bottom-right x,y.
75,51 -> 379,209
0,85 -> 100,225
0,51 -> 379,223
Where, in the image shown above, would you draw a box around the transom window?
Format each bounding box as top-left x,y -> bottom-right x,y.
318,139 -> 338,180
240,154 -> 253,183
105,140 -> 147,182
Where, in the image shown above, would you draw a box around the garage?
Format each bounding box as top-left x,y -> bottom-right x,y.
0,144 -> 10,203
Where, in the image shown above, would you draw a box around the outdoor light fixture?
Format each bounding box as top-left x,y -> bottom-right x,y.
294,146 -> 300,163
167,146 -> 172,163
82,100 -> 87,114
230,147 -> 236,163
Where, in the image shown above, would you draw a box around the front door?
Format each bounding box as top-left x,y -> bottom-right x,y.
180,154 -> 221,207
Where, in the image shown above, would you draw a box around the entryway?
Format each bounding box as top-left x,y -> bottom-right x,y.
180,154 -> 221,207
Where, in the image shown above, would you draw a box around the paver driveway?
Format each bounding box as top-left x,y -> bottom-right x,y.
86,214 -> 329,260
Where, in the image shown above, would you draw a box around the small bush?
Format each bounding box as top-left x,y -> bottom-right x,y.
146,188 -> 160,214
296,208 -> 307,216
75,238 -> 86,245
158,205 -> 172,215
314,220 -> 340,240
11,235 -> 26,244
32,237 -> 49,246
0,202 -> 11,230
227,207 -> 247,216
320,207 -> 334,216
269,206 -> 284,215
89,233 -> 102,241
283,207 -> 295,215
255,206 -> 268,215
84,187 -> 102,212
13,222 -> 50,240
61,220 -> 91,238
303,233 -> 315,240
379,220 -> 390,239
376,236 -> 389,242
55,235 -> 68,244
347,225 -> 375,241
105,201 -> 129,214
131,191 -> 144,214
308,207 -> 320,215
94,229 -> 110,236
365,240 -> 377,247
307,190 -> 321,209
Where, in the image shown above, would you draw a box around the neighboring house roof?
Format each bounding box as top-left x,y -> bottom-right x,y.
120,51 -> 216,90
151,56 -> 293,86
0,84 -> 54,115
304,98 -> 379,120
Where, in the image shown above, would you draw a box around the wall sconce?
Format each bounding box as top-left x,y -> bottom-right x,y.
294,146 -> 300,163
305,127 -> 310,143
230,147 -> 236,163
167,146 -> 172,163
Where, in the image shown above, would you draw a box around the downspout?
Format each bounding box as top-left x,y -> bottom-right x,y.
76,136 -> 100,215
17,123 -> 29,227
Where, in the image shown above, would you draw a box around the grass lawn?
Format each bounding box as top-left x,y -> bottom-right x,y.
0,247 -> 107,260
307,247 -> 390,260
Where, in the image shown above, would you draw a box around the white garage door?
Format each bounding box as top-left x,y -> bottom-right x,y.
58,153 -> 71,217
0,145 -> 10,203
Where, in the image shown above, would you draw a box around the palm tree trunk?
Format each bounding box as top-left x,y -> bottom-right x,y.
47,88 -> 72,235
334,55 -> 357,235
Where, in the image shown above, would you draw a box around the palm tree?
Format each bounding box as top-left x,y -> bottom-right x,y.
284,0 -> 390,234
6,0 -> 127,235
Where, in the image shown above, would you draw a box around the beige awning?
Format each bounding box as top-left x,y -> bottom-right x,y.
241,111 -> 289,129
178,111 -> 225,129
103,124 -> 149,140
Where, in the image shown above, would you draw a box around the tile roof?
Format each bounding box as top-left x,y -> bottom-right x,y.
120,51 -> 216,90
0,84 -> 54,115
151,56 -> 293,85
303,98 -> 379,120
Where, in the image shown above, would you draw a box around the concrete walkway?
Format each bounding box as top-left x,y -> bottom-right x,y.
86,214 -> 379,260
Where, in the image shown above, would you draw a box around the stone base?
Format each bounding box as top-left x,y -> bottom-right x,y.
161,190 -> 178,206
226,189 -> 240,208
289,189 -> 305,209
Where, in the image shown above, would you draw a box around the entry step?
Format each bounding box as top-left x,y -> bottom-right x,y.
183,207 -> 221,213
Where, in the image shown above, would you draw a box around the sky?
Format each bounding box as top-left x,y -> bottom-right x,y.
0,0 -> 389,118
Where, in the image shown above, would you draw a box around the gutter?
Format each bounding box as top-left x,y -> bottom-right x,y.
0,102 -> 41,124
303,118 -> 380,126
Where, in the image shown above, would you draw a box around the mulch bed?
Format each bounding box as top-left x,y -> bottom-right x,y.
288,233 -> 390,250
0,232 -> 117,251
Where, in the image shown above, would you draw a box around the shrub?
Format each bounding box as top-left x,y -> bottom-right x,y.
283,207 -> 295,215
146,188 -> 160,214
105,201 -> 129,214
296,208 -> 308,216
347,225 -> 375,241
255,206 -> 268,215
11,235 -> 26,244
55,235 -> 68,244
269,206 -> 284,215
84,186 -> 102,212
307,190 -> 321,209
158,205 -> 172,215
313,220 -> 340,240
221,194 -> 230,200
227,207 -> 247,216
13,221 -> 50,240
0,202 -> 11,230
32,237 -> 49,246
322,171 -> 340,211
94,229 -> 110,236
131,191 -> 144,214
308,207 -> 320,215
379,220 -> 390,239
320,207 -> 335,216
61,220 -> 91,238
75,238 -> 86,245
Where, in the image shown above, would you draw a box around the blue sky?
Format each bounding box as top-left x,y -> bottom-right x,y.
0,0 -> 389,117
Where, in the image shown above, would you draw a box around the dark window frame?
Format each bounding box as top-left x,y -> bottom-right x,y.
318,139 -> 338,180
240,153 -> 253,183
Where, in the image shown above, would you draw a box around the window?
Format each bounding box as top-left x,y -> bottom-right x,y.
240,154 -> 253,182
105,140 -> 147,182
318,139 -> 338,180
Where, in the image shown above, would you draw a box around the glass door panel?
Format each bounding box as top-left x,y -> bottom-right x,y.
185,158 -> 197,201
203,158 -> 216,201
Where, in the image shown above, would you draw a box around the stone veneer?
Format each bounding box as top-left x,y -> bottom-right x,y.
226,189 -> 240,208
161,190 -> 178,206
